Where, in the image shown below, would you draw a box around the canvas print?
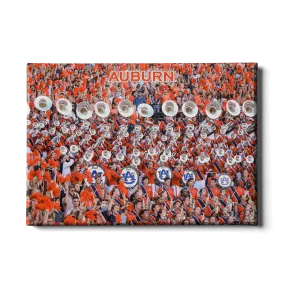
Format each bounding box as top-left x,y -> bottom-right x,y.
26,63 -> 257,226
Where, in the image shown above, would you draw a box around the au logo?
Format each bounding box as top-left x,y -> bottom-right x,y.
121,167 -> 138,188
156,166 -> 172,183
218,174 -> 232,188
123,171 -> 136,185
221,177 -> 230,185
91,169 -> 103,177
182,170 -> 196,183
88,165 -> 105,184
158,170 -> 169,179
184,173 -> 193,180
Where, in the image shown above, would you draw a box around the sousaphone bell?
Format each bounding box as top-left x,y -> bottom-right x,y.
226,100 -> 241,116
162,100 -> 178,117
76,101 -> 93,120
94,101 -> 110,118
34,96 -> 52,112
242,100 -> 257,117
137,103 -> 154,118
206,101 -> 222,119
56,98 -> 73,116
182,101 -> 198,118
118,100 -> 135,117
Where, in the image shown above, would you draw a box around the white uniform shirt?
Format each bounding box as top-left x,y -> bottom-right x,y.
62,159 -> 74,177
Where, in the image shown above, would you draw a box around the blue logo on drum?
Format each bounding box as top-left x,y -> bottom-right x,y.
122,171 -> 136,185
183,173 -> 194,181
91,169 -> 103,178
220,177 -> 230,186
158,169 -> 170,180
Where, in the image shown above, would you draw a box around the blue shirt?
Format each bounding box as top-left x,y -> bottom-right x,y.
134,96 -> 146,108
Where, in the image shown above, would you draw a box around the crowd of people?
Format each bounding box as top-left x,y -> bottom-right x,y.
26,63 -> 257,225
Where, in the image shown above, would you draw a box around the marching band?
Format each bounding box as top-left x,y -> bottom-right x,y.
26,63 -> 257,225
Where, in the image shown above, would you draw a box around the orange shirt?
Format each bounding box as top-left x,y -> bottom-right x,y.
106,169 -> 121,185
206,186 -> 220,198
172,170 -> 184,186
139,184 -> 153,198
144,168 -> 156,184
189,188 -> 198,200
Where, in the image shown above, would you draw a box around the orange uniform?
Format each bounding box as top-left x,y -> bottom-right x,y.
144,168 -> 156,184
105,169 -> 121,186
172,170 -> 184,187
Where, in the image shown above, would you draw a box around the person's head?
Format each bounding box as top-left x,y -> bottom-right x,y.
165,177 -> 171,187
209,216 -> 217,225
243,169 -> 249,178
210,179 -> 217,187
174,162 -> 181,171
187,178 -> 194,188
74,164 -> 80,172
173,200 -> 181,210
134,189 -> 142,199
61,155 -> 66,163
72,195 -> 80,207
112,205 -> 120,215
142,176 -> 149,185
152,203 -> 160,213
160,191 -> 167,200
178,189 -> 187,198
47,216 -> 54,225
148,161 -> 154,169
194,207 -> 201,216
32,176 -> 39,184
69,186 -> 75,196
222,207 -> 228,216
227,216 -> 235,225
74,183 -> 81,193
203,218 -> 209,225
200,188 -> 207,197
174,213 -> 182,224
183,196 -> 190,207
95,174 -> 101,184
112,187 -> 120,198
134,200 -> 142,212
140,209 -> 150,220
158,209 -> 167,219
220,189 -> 227,199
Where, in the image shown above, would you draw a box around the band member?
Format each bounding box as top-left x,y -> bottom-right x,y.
105,162 -> 121,193
143,161 -> 157,195
91,174 -> 106,200
156,209 -> 171,225
193,162 -> 207,191
127,200 -> 143,224
195,188 -> 208,210
157,177 -> 175,201
226,180 -> 244,203
192,207 -> 203,225
218,207 -> 230,225
139,176 -> 153,200
186,178 -> 199,200
205,178 -> 220,198
107,204 -> 122,225
137,210 -> 154,225
172,162 -> 184,197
